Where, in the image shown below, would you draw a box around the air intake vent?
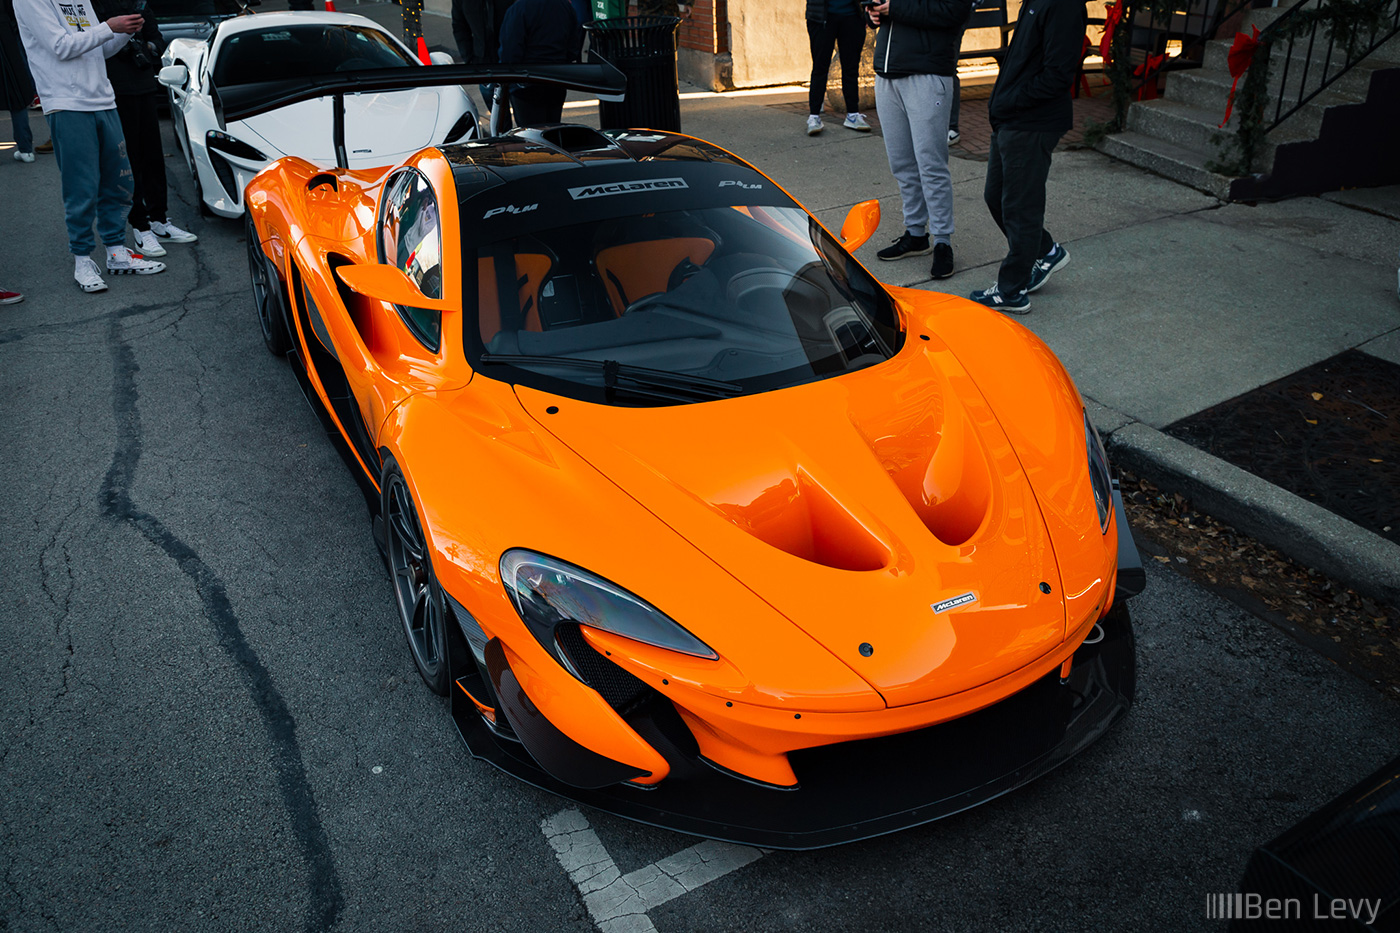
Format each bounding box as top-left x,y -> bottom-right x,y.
537,125 -> 619,154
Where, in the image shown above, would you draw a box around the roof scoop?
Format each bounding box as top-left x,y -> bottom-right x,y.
510,124 -> 623,155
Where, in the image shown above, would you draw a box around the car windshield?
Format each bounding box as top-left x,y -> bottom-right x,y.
213,25 -> 415,87
466,169 -> 902,406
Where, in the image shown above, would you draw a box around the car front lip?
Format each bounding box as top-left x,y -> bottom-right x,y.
451,597 -> 1135,849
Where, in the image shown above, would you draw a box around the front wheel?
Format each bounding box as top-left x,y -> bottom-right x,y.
383,459 -> 450,695
246,214 -> 292,356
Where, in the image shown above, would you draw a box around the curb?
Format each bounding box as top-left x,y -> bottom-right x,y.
1104,421 -> 1400,609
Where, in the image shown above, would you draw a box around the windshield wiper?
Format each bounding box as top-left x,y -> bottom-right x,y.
477,354 -> 743,401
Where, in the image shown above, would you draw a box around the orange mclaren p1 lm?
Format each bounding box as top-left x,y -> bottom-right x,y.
237,64 -> 1145,849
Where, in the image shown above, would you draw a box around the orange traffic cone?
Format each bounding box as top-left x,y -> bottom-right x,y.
324,0 -> 336,10
416,36 -> 431,65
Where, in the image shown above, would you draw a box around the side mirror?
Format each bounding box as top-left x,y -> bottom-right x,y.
335,263 -> 453,312
840,199 -> 881,251
158,64 -> 188,88
428,51 -> 455,66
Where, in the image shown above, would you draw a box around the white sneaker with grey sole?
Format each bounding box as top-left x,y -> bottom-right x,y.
150,219 -> 198,243
133,229 -> 168,257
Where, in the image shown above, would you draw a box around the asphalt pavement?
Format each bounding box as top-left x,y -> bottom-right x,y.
2,5 -> 1399,931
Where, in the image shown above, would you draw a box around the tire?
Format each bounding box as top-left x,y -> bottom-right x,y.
382,458 -> 450,695
246,214 -> 292,357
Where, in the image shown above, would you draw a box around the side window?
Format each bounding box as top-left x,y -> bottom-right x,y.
378,169 -> 443,351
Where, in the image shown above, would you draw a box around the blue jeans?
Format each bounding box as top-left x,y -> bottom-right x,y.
8,108 -> 33,153
46,109 -> 132,256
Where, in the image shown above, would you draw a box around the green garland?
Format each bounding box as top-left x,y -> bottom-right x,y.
1209,0 -> 1392,175
1094,0 -> 1392,171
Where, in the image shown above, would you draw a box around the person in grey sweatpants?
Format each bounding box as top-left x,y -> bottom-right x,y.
867,0 -> 970,280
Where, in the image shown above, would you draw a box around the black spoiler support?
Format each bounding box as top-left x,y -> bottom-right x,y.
220,62 -> 628,168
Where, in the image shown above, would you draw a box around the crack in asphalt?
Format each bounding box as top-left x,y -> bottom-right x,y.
98,299 -> 343,931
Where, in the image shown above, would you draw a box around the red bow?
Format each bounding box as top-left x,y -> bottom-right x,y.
1220,26 -> 1261,127
1100,2 -> 1123,64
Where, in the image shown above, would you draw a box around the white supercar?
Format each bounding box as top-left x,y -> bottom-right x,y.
160,11 -> 480,218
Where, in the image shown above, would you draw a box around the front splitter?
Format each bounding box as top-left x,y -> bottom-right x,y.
450,600 -> 1136,850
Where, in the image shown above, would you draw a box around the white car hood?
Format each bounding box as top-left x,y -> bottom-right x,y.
236,89 -> 444,165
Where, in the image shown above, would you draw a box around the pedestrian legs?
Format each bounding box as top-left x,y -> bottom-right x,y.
984,127 -> 1059,294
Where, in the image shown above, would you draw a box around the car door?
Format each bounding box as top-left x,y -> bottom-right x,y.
294,166 -> 464,482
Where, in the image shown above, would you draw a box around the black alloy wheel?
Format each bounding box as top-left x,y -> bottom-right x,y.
383,461 -> 450,695
245,214 -> 292,356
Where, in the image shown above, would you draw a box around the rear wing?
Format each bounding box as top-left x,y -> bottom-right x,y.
219,62 -> 627,168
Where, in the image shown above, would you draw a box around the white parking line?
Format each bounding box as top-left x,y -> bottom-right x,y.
541,809 -> 766,933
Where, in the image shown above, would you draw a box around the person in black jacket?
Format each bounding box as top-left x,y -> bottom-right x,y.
497,0 -> 580,126
969,0 -> 1084,313
867,0 -> 971,280
96,0 -> 196,257
804,0 -> 870,135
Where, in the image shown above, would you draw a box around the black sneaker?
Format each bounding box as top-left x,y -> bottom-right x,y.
969,284 -> 1030,314
877,231 -> 931,261
929,242 -> 954,279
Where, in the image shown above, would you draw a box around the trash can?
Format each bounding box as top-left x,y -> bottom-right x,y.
584,16 -> 682,132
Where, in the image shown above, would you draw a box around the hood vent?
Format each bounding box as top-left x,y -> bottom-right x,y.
711,469 -> 890,572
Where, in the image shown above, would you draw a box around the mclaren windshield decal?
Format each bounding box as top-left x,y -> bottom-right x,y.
568,178 -> 688,200
931,592 -> 978,614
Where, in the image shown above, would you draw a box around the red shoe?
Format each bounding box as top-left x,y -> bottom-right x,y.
0,290 -> 23,304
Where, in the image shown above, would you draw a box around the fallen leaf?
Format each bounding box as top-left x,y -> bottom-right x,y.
1304,418 -> 1318,425
1311,392 -> 1323,400
1154,555 -> 1171,563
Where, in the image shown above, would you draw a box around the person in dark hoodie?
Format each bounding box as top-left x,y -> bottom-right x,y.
968,0 -> 1083,313
866,0 -> 970,281
96,0 -> 197,259
496,0 -> 581,127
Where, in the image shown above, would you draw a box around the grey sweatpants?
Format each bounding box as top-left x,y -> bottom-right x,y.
875,73 -> 955,241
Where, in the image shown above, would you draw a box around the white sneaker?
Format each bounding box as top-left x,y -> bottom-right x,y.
806,114 -> 823,136
75,256 -> 108,293
150,219 -> 198,243
843,113 -> 871,132
948,128 -> 961,145
13,150 -> 35,163
106,245 -> 166,275
133,229 -> 167,257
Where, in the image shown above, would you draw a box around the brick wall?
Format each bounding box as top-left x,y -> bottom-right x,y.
677,0 -> 729,54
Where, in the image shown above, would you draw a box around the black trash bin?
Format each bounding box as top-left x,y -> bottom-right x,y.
584,16 -> 682,132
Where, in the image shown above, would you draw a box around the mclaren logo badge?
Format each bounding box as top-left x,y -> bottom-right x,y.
931,592 -> 978,614
568,178 -> 688,199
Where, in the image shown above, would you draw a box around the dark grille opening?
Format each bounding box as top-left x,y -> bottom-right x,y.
555,623 -> 650,715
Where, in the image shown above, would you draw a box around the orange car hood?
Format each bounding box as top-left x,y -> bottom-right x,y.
513,336 -> 1068,707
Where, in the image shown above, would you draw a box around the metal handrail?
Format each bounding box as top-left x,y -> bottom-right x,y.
1124,0 -> 1255,90
1261,0 -> 1400,133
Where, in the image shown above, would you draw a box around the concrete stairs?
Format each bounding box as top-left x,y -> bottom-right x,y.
1096,4 -> 1400,199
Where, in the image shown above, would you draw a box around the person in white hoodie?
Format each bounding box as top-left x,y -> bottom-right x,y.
14,0 -> 164,292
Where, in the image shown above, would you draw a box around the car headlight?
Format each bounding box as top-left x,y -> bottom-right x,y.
206,130 -> 267,162
500,550 -> 718,675
1085,411 -> 1112,533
